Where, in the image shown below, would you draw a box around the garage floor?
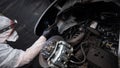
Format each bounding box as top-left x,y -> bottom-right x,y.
0,0 -> 51,68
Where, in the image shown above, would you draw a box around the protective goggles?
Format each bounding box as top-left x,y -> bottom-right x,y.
0,21 -> 16,34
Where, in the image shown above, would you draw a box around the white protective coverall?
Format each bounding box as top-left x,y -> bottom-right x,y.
0,15 -> 46,68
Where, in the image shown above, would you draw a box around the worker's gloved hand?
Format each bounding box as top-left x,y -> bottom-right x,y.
42,26 -> 59,39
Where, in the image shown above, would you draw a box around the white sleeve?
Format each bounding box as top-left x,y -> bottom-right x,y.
0,44 -> 24,68
15,36 -> 46,67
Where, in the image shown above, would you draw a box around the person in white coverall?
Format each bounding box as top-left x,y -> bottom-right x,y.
0,15 -> 57,68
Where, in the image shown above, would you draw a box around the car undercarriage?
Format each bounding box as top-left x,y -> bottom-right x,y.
35,0 -> 120,68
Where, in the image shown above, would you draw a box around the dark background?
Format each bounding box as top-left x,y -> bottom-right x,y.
0,0 -> 52,68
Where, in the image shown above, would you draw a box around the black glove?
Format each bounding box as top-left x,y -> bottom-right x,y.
42,26 -> 59,39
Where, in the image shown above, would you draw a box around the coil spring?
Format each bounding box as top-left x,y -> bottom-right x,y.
62,25 -> 80,40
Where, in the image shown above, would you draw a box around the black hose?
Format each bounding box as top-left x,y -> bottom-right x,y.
70,42 -> 87,64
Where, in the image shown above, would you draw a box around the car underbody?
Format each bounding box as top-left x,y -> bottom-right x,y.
35,0 -> 120,68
